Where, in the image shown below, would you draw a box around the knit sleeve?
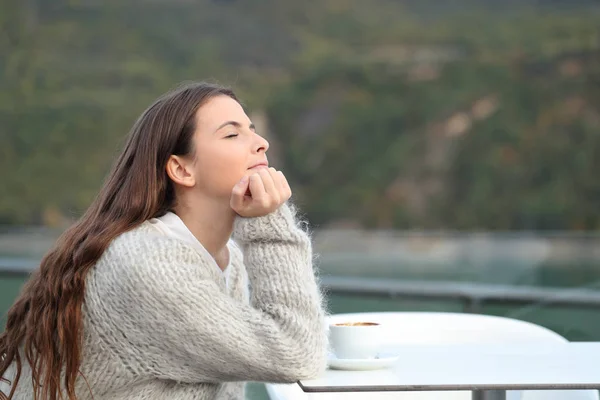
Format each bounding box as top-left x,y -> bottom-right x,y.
86,203 -> 328,384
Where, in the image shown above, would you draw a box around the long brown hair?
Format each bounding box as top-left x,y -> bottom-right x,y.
0,82 -> 237,400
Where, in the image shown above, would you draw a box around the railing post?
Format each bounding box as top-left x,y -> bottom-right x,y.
472,390 -> 506,400
464,297 -> 484,314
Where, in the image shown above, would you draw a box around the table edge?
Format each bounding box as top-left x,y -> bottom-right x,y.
297,382 -> 600,393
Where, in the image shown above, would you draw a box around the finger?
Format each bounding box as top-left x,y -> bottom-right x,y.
269,168 -> 285,192
249,173 -> 266,200
258,168 -> 278,200
278,171 -> 292,200
230,176 -> 250,210
272,169 -> 286,192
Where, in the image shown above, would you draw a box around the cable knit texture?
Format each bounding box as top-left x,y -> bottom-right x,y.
3,203 -> 328,400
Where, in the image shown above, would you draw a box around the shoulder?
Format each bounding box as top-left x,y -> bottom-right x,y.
92,222 -> 220,288
108,222 -> 195,260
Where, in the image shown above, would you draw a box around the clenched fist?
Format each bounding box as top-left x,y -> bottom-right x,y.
230,167 -> 292,217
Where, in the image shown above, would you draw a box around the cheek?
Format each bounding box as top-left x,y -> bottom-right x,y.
195,144 -> 247,193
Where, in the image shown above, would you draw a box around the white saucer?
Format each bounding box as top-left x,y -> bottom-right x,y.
327,354 -> 400,371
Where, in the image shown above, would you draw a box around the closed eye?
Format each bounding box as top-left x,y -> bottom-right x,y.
225,133 -> 239,139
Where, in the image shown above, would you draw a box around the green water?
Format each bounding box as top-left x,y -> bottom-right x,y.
0,276 -> 28,319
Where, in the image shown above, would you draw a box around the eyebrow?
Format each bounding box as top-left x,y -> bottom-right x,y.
214,121 -> 256,132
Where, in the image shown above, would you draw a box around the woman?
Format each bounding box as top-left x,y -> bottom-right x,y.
0,82 -> 328,400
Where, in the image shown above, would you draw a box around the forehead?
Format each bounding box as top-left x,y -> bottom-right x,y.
194,95 -> 249,131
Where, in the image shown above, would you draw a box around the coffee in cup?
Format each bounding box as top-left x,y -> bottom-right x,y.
329,321 -> 382,359
333,322 -> 379,327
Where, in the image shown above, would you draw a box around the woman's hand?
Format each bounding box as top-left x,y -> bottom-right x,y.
230,167 -> 292,217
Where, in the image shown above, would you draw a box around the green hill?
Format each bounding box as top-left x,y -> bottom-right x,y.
1,0 -> 599,229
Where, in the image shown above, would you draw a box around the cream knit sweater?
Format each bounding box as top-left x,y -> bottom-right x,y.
4,203 -> 328,399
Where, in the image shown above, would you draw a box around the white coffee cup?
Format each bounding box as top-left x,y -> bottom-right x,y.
329,321 -> 383,359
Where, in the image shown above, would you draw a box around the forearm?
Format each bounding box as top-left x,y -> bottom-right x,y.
232,203 -> 328,380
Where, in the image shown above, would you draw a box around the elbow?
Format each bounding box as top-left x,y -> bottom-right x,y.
294,357 -> 327,381
275,359 -> 326,383
268,307 -> 329,383
277,336 -> 328,382
295,351 -> 327,381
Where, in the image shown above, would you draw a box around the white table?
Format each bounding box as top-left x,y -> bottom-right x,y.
298,342 -> 600,400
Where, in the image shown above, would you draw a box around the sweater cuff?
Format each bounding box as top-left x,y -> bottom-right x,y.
233,202 -> 303,243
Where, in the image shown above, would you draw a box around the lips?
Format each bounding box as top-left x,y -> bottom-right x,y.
248,162 -> 269,170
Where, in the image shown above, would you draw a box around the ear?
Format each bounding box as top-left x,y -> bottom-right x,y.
166,155 -> 195,188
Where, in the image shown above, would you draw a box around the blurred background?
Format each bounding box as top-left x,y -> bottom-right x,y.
1,0 -> 600,398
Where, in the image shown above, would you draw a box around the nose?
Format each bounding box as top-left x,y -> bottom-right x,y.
253,132 -> 269,154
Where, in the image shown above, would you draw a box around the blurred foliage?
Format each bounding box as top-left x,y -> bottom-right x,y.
0,0 -> 599,229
